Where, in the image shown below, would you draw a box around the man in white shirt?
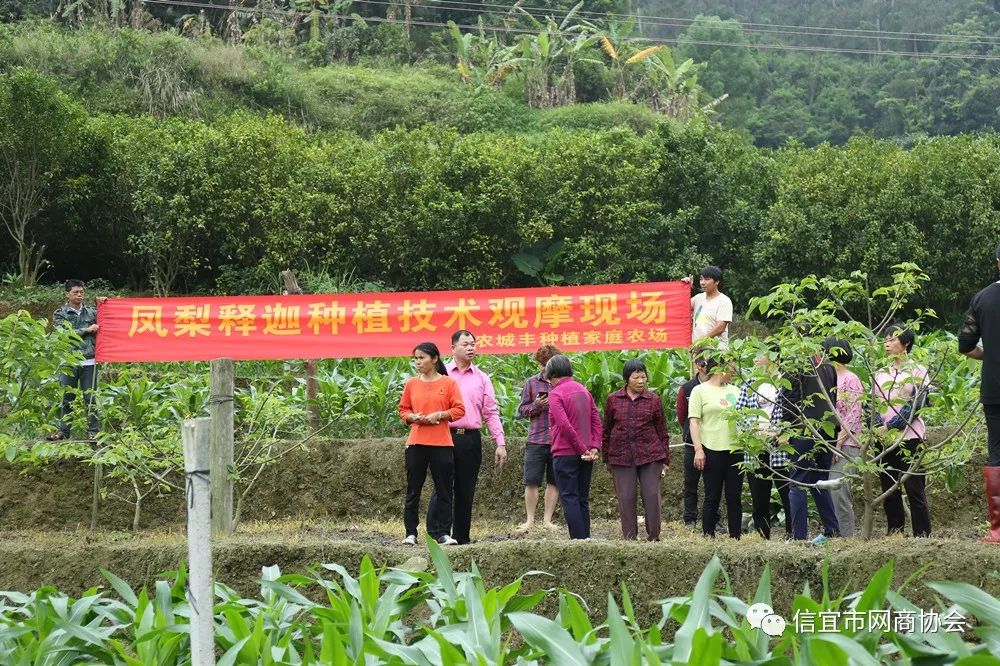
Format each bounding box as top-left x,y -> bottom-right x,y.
691,266 -> 734,348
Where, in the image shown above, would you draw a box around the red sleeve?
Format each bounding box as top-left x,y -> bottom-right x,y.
676,386 -> 688,427
654,399 -> 669,464
590,396 -> 603,451
446,379 -> 466,422
601,395 -> 614,451
398,380 -> 413,423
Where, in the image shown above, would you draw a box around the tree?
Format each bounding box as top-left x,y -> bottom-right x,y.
515,3 -> 599,108
731,264 -> 979,540
0,70 -> 86,286
108,116 -> 217,296
0,311 -> 81,455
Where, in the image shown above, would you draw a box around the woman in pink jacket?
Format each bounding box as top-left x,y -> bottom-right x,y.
545,355 -> 603,540
874,325 -> 931,537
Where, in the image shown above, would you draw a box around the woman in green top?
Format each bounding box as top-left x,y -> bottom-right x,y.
689,357 -> 742,539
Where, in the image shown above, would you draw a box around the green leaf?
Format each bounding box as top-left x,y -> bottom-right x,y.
426,538 -> 458,604
606,594 -> 635,666
101,569 -> 139,608
218,637 -> 250,666
319,621 -> 349,665
690,627 -> 723,665
558,592 -> 593,641
810,633 -> 880,666
513,252 -> 543,277
927,582 -> 1000,626
673,556 -> 723,662
854,561 -> 893,614
509,612 -> 589,666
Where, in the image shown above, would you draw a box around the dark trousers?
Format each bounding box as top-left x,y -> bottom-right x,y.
428,430 -> 481,544
404,445 -> 454,540
748,455 -> 792,540
986,403 -> 1000,467
702,448 -> 743,539
553,455 -> 593,539
682,444 -> 702,524
880,438 -> 931,537
58,364 -> 98,436
610,462 -> 663,541
788,438 -> 840,541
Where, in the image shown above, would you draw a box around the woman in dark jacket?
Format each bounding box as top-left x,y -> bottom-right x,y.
602,359 -> 670,540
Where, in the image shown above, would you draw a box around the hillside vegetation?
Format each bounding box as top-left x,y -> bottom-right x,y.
2,16 -> 1000,321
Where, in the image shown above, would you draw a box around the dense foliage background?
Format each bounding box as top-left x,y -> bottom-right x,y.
2,1 -> 1000,322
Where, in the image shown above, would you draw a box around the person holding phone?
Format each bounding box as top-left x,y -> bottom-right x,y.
516,345 -> 562,533
545,354 -> 603,540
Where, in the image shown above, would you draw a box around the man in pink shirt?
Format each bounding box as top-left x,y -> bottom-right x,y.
428,330 -> 507,545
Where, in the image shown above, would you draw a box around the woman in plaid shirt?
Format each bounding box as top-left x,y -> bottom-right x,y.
736,353 -> 791,540
602,359 -> 670,541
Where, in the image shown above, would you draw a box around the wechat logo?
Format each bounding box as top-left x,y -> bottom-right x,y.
746,603 -> 786,637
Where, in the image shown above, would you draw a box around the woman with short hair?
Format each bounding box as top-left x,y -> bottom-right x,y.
546,354 -> 603,540
602,359 -> 670,541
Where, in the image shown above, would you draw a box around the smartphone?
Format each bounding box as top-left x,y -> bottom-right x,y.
538,391 -> 549,398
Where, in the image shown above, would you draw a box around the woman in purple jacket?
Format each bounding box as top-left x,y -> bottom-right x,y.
545,354 -> 603,540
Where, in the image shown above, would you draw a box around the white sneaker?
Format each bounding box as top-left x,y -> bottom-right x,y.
402,534 -> 417,546
437,535 -> 458,546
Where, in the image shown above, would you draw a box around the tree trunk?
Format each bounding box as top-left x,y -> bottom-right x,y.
861,468 -> 876,539
131,479 -> 142,532
90,463 -> 103,531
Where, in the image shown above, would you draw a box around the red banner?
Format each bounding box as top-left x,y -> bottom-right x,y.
95,282 -> 692,362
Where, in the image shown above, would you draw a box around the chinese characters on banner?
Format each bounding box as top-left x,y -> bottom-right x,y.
96,282 -> 692,362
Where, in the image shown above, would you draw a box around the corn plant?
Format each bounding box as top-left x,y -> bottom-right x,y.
3,552 -> 1000,664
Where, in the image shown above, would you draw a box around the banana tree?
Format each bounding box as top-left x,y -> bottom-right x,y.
635,48 -> 721,119
515,2 -> 599,108
447,19 -> 523,89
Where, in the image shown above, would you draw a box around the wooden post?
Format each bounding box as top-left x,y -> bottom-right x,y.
210,358 -> 235,536
182,417 -> 216,666
280,269 -> 320,434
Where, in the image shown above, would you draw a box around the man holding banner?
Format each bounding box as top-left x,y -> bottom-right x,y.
428,330 -> 507,545
48,279 -> 103,441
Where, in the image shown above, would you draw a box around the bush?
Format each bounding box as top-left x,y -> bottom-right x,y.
534,101 -> 664,133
